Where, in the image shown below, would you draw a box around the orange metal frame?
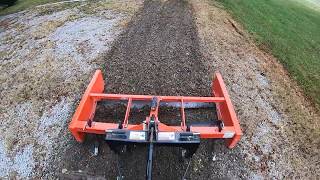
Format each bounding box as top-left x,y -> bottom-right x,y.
69,70 -> 242,148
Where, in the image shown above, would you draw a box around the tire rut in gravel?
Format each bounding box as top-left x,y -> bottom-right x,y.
104,0 -> 211,97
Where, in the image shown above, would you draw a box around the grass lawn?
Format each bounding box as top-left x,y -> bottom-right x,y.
216,0 -> 320,108
0,0 -> 63,15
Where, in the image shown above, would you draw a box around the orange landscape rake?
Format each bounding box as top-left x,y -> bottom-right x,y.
69,70 -> 242,180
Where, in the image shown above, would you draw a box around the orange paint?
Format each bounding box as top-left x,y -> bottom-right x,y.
69,70 -> 242,148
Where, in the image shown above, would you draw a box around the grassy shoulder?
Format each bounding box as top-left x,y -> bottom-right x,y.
0,0 -> 62,15
216,0 -> 320,108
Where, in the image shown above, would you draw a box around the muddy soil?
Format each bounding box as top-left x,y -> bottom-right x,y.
58,0 -> 248,179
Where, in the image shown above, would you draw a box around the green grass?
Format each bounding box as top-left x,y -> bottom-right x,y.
0,0 -> 62,15
217,0 -> 320,108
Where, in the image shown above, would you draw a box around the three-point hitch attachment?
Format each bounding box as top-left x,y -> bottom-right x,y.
69,70 -> 242,179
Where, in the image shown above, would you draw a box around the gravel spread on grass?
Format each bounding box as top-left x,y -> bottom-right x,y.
0,0 -> 143,178
192,0 -> 320,179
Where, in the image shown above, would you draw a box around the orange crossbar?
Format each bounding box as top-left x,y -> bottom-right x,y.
69,70 -> 242,148
89,93 -> 226,102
